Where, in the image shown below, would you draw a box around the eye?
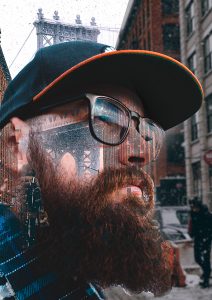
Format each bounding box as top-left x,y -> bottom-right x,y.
143,135 -> 153,142
94,113 -> 124,128
96,114 -> 114,124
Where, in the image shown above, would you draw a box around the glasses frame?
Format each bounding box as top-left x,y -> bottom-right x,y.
39,92 -> 164,147
85,93 -> 164,147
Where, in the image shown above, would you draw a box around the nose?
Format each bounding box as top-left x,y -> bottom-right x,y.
118,120 -> 151,167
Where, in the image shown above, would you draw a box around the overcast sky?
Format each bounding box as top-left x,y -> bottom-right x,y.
0,0 -> 129,78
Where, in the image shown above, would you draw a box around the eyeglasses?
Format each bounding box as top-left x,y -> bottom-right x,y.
40,93 -> 165,161
84,93 -> 165,160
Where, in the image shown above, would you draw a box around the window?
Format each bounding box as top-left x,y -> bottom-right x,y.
162,0 -> 179,15
147,32 -> 151,50
192,162 -> 202,196
163,24 -> 180,51
206,94 -> 212,132
185,1 -> 195,36
167,132 -> 184,164
138,13 -> 142,35
143,38 -> 146,49
147,0 -> 150,18
156,178 -> 186,206
201,0 -> 212,16
209,165 -> 212,192
191,113 -> 199,141
131,39 -> 138,49
203,32 -> 212,73
176,210 -> 189,226
142,7 -> 146,28
187,51 -> 197,74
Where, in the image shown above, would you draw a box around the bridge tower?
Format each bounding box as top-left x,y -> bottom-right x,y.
33,9 -> 100,50
33,9 -> 102,179
0,29 -> 15,206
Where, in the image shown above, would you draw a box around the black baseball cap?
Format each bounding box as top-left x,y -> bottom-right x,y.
0,40 -> 203,130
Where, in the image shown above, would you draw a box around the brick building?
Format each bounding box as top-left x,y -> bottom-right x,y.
0,32 -> 13,205
116,0 -> 180,59
179,0 -> 212,209
0,47 -> 11,101
116,0 -> 186,205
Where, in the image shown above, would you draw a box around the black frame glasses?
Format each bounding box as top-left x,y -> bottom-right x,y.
84,93 -> 165,148
39,92 -> 165,159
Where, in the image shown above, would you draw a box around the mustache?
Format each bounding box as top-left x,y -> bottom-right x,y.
26,131 -> 172,296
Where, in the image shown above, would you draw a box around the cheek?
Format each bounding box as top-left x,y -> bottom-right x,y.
60,125 -> 103,177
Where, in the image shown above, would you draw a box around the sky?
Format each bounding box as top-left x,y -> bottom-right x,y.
0,0 -> 129,78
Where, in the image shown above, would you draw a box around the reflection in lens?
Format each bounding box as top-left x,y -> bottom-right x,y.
91,97 -> 165,162
139,118 -> 165,162
92,97 -> 129,144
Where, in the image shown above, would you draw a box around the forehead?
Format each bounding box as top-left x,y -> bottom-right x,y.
50,84 -> 144,115
87,84 -> 144,112
28,84 -> 145,130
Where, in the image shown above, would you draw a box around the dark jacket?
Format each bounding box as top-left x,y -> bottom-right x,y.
0,204 -> 104,299
189,204 -> 212,239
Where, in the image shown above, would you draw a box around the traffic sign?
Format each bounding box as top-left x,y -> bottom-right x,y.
204,150 -> 212,165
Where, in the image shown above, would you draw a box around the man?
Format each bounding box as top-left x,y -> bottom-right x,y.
0,41 -> 203,299
189,198 -> 212,288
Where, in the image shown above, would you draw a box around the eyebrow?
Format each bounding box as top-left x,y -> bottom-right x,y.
31,104 -> 89,132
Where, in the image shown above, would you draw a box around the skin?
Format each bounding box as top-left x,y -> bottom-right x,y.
8,84 -> 153,205
11,85 -> 148,175
2,84 -> 172,296
190,206 -> 200,213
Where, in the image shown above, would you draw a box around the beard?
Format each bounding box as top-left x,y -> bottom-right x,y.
24,132 -> 172,296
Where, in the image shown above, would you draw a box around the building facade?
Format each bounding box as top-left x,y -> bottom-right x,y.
0,47 -> 10,101
116,0 -> 180,60
0,36 -> 12,205
116,0 -> 186,205
179,0 -> 212,208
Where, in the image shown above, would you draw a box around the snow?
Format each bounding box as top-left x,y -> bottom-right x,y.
104,275 -> 212,300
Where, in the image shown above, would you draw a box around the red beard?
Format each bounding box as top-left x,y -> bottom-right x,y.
26,132 -> 172,296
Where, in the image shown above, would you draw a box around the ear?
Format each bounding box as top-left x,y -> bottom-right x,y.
10,117 -> 30,144
8,117 -> 30,172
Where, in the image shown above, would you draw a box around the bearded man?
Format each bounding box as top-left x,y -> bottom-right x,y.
0,41 -> 203,299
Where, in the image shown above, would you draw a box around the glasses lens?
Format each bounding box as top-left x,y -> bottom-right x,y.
92,97 -> 129,145
139,118 -> 165,161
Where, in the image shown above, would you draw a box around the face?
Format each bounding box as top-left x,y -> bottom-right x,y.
191,206 -> 200,213
3,84 -> 171,296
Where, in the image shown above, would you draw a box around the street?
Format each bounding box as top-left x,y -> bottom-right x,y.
104,275 -> 212,300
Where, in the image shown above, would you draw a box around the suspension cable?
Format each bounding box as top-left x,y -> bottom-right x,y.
9,26 -> 35,69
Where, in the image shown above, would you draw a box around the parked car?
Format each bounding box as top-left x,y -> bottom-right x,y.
154,206 -> 192,243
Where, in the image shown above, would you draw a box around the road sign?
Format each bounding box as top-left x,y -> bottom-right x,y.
204,149 -> 212,165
